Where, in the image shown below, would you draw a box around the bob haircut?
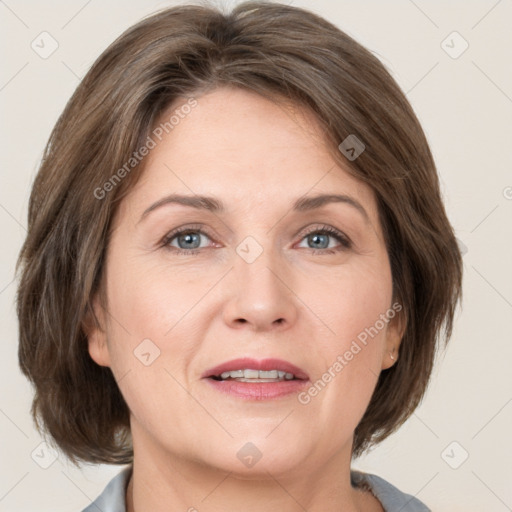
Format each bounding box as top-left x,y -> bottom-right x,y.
16,0 -> 463,465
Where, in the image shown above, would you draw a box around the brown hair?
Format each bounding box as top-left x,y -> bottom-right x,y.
16,0 -> 463,465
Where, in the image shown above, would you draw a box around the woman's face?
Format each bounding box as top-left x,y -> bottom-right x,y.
88,86 -> 403,478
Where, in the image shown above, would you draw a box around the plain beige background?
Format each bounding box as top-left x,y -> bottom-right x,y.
1,0 -> 511,510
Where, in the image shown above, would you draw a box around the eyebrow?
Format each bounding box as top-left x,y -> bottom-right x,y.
138,193 -> 370,224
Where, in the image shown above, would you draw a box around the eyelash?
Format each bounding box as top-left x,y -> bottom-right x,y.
161,224 -> 352,256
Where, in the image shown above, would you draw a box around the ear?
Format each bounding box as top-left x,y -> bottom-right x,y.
82,293 -> 111,367
381,307 -> 406,370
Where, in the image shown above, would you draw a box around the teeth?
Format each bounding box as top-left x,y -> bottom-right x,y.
218,369 -> 295,381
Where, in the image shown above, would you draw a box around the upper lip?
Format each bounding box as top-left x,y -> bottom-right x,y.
202,357 -> 309,380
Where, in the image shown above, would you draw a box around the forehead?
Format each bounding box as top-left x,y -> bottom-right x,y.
116,87 -> 379,230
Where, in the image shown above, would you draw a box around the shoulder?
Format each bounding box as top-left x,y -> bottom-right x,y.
81,465 -> 132,512
351,469 -> 431,512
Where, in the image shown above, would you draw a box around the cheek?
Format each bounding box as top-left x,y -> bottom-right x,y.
105,252 -> 210,341
299,259 -> 392,419
101,255 -> 214,406
101,266 -> 197,442
305,254 -> 393,349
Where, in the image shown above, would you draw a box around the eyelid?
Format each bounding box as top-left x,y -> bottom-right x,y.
298,224 -> 349,240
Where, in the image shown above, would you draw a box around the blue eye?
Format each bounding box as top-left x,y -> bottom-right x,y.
161,224 -> 351,256
162,225 -> 212,255
297,225 -> 351,254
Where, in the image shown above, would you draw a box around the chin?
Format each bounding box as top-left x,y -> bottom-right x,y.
200,438 -> 311,479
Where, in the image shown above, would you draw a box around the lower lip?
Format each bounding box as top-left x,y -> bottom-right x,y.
204,378 -> 309,400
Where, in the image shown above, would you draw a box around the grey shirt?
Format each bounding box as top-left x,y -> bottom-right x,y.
82,465 -> 430,512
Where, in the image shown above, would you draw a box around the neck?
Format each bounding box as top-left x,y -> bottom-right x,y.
125,427 -> 383,512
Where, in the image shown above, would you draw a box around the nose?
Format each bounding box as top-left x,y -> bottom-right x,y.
222,243 -> 298,332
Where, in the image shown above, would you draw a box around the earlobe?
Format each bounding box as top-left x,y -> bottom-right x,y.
82,295 -> 111,368
381,310 -> 406,370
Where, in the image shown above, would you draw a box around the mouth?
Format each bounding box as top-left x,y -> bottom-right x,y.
210,369 -> 299,383
202,357 -> 309,382
202,358 -> 309,400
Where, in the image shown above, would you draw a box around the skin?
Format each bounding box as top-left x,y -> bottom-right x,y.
86,86 -> 404,512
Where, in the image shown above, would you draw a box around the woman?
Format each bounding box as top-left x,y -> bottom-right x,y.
16,2 -> 462,511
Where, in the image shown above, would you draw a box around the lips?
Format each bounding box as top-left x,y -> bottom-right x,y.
202,357 -> 309,381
